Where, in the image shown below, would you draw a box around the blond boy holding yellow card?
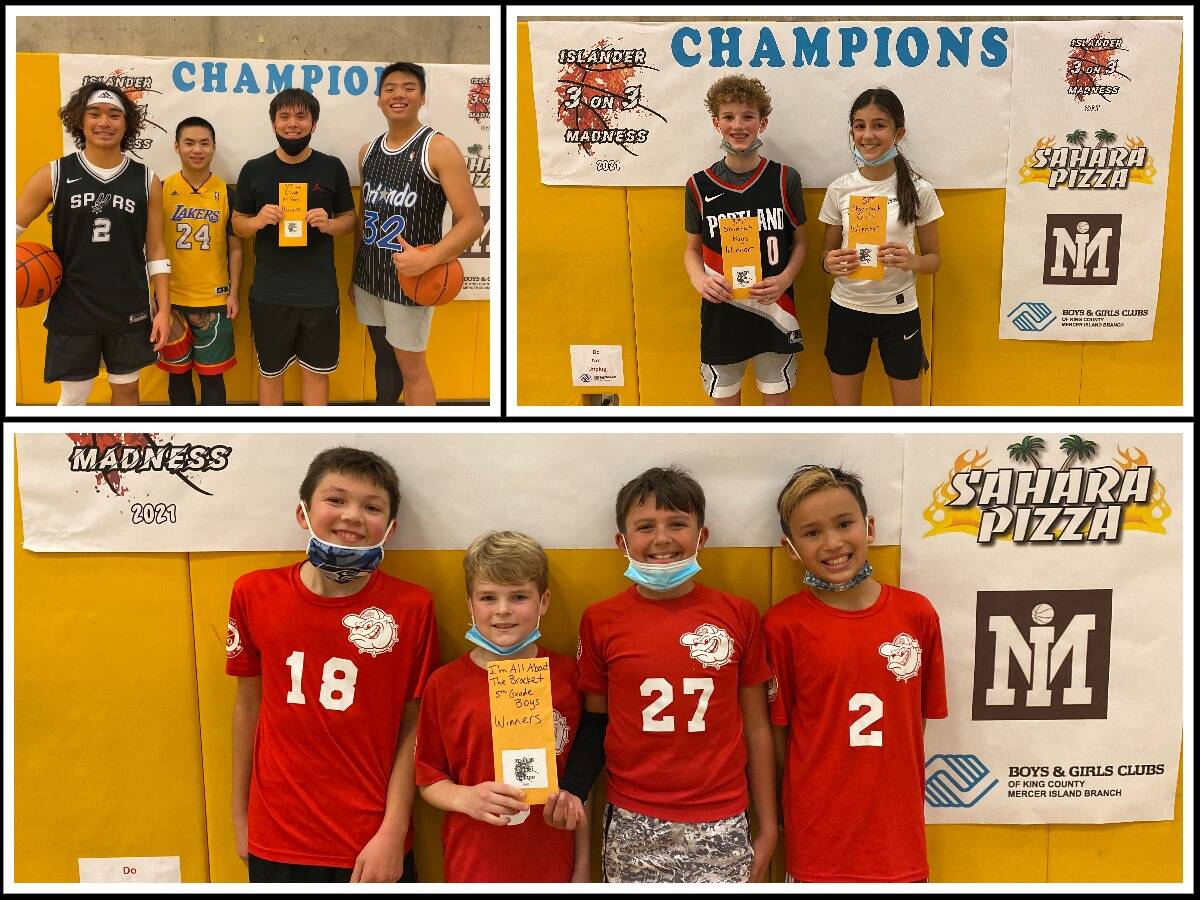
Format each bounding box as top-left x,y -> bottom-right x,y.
818,88 -> 943,406
684,75 -> 808,407
416,532 -> 589,883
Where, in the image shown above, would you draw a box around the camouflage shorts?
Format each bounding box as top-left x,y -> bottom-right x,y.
601,804 -> 752,883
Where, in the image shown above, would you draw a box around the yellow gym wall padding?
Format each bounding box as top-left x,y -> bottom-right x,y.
516,25 -> 640,407
14,52 -> 488,404
13,474 -> 210,883
516,23 -> 1184,407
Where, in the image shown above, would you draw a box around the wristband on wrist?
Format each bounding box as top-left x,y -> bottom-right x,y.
147,258 -> 171,277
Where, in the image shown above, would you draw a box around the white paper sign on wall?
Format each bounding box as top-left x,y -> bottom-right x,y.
570,344 -> 624,387
78,857 -> 181,883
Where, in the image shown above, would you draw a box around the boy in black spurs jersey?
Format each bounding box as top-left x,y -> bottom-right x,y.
232,88 -> 355,406
350,62 -> 484,406
684,76 -> 808,407
15,82 -> 172,406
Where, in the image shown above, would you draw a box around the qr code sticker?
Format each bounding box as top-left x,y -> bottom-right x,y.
502,748 -> 548,789
731,265 -> 756,288
284,221 -> 303,238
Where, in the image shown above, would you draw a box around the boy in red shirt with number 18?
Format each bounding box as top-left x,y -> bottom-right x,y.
545,466 -> 777,883
226,447 -> 439,883
765,465 -> 947,882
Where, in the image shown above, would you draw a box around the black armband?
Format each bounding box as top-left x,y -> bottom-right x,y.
559,710 -> 608,802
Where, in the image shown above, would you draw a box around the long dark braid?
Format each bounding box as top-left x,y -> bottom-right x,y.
849,88 -> 922,226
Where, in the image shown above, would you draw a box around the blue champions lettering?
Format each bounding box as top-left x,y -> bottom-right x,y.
171,60 -> 388,96
670,25 -> 1009,68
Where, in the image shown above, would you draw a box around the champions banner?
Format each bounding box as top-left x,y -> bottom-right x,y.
529,20 -> 1012,188
902,433 -> 1182,824
57,54 -> 492,299
998,21 -> 1181,342
16,432 -> 902,553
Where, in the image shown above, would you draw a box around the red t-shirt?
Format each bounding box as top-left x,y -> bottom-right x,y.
226,563 -> 440,868
577,582 -> 772,822
763,584 -> 948,882
414,648 -> 581,882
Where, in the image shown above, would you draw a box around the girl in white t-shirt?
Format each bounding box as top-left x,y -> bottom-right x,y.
818,88 -> 943,406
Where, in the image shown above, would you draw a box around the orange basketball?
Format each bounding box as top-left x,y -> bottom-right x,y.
398,245 -> 464,307
16,242 -> 63,308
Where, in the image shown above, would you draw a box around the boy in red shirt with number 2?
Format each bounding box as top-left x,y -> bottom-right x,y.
765,465 -> 947,882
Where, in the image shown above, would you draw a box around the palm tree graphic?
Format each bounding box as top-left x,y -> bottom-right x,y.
1058,435 -> 1099,470
1007,436 -> 1047,467
1066,129 -> 1089,148
467,143 -> 482,156
1094,129 -> 1118,147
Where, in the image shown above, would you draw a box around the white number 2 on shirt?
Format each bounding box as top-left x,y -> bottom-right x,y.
849,692 -> 883,746
285,650 -> 358,711
640,677 -> 714,732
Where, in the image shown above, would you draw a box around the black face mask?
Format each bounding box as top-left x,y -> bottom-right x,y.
275,131 -> 312,157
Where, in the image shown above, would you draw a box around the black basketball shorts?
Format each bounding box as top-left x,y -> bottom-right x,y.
249,300 -> 340,377
43,321 -> 157,383
825,302 -> 928,381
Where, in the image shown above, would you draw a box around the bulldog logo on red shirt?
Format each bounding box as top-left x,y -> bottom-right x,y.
879,632 -> 923,682
680,623 -> 734,670
342,607 -> 399,657
227,617 -> 243,658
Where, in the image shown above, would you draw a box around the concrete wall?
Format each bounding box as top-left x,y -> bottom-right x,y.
15,15 -> 490,63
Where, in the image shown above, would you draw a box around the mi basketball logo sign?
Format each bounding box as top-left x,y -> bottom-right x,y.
1043,213 -> 1122,286
972,589 -> 1112,721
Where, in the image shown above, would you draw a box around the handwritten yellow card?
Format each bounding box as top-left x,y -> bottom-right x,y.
487,657 -> 558,805
279,182 -> 307,247
718,215 -> 761,300
847,195 -> 886,281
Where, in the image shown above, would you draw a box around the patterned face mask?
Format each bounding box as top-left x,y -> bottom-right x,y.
785,537 -> 874,592
300,502 -> 390,584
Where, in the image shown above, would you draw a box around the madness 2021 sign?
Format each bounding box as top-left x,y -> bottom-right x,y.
57,54 -> 491,299
903,433 -> 1181,824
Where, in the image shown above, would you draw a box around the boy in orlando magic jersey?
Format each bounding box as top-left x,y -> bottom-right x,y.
15,82 -> 172,405
684,76 -> 808,406
350,62 -> 484,406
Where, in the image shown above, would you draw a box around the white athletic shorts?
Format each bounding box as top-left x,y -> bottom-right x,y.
701,352 -> 796,399
353,285 -> 434,352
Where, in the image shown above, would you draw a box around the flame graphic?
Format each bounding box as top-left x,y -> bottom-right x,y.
1018,136 -> 1056,184
1113,447 -> 1170,533
922,448 -> 989,537
1125,137 -> 1157,184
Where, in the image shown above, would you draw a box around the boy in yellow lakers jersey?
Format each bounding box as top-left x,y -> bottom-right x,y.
158,116 -> 242,405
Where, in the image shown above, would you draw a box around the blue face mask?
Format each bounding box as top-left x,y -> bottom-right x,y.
621,538 -> 702,593
785,537 -> 873,592
465,614 -> 542,657
300,502 -> 391,584
851,138 -> 900,169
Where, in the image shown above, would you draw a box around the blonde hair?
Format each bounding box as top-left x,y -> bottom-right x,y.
463,530 -> 549,595
704,75 -> 772,118
776,466 -> 868,538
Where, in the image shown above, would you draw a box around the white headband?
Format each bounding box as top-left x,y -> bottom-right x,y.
86,88 -> 124,108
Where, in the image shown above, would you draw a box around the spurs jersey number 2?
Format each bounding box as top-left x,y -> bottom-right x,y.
353,126 -> 448,307
48,152 -> 151,335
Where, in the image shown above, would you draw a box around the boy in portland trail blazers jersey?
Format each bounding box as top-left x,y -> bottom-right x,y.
766,465 -> 947,882
227,447 -> 439,882
350,62 -> 484,406
684,76 -> 808,407
545,467 -> 777,883
416,531 -> 589,882
158,116 -> 242,405
15,82 -> 172,405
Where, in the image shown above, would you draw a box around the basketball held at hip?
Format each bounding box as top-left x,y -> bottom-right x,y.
395,244 -> 464,307
16,242 -> 63,308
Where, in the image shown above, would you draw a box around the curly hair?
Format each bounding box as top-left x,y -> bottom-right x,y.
58,80 -> 144,153
704,75 -> 772,118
